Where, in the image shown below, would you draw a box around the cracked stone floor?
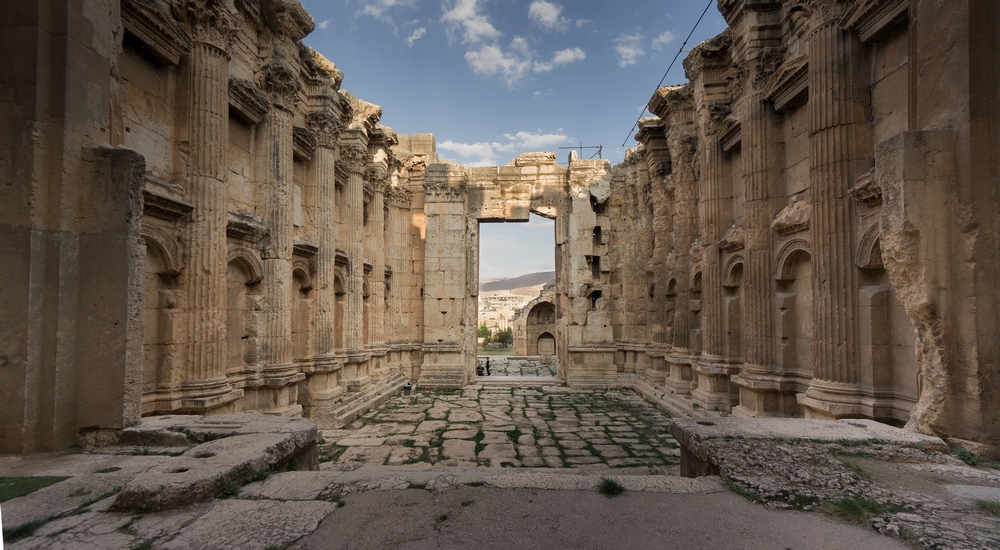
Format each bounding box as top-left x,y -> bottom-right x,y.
318,383 -> 681,473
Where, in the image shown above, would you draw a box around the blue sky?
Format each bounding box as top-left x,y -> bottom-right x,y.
300,0 -> 728,279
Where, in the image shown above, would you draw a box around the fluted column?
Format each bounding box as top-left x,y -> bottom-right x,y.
179,6 -> 241,410
258,103 -> 296,382
798,5 -> 868,418
308,112 -> 340,362
340,133 -> 370,387
637,117 -> 671,384
367,167 -> 388,353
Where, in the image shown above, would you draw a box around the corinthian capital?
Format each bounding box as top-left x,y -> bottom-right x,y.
307,111 -> 341,149
366,166 -> 389,192
171,0 -> 238,51
804,0 -> 849,25
340,143 -> 369,174
260,44 -> 302,109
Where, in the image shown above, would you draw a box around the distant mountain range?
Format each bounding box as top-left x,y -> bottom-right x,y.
479,271 -> 555,293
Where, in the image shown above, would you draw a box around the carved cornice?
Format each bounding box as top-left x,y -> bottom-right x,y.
719,119 -> 742,152
302,48 -> 344,90
718,225 -> 746,252
334,248 -> 350,268
228,78 -> 270,125
339,143 -> 369,174
171,0 -> 238,52
366,166 -> 389,191
762,55 -> 808,111
648,85 -> 693,120
343,91 -> 382,131
334,159 -> 349,187
718,0 -> 782,26
841,0 -> 908,42
771,200 -> 811,235
122,0 -> 192,65
635,117 -> 665,145
292,240 -> 319,258
683,28 -> 732,79
849,169 -> 882,207
142,189 -> 194,221
261,0 -> 315,40
292,126 -> 317,161
226,211 -> 269,243
306,111 -> 340,149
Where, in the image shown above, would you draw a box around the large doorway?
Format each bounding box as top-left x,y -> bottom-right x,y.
476,213 -> 557,380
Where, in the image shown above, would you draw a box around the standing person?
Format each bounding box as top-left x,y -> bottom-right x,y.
485,357 -> 491,376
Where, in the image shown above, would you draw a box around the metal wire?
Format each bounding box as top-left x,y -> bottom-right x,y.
621,0 -> 715,147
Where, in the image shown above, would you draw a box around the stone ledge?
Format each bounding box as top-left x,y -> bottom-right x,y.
668,417 -> 948,478
111,414 -> 318,512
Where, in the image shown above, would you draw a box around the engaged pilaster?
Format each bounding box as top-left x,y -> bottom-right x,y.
339,132 -> 371,389
177,2 -> 243,411
797,1 -> 869,419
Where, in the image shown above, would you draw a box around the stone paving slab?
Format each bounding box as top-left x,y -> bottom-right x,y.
316,385 -> 682,472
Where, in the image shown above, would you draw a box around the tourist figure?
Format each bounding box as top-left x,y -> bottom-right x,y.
485,357 -> 491,376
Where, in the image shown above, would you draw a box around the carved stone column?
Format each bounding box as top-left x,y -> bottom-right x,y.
366,163 -> 388,364
256,53 -> 304,412
302,109 -> 345,419
729,4 -> 787,418
636,118 -> 670,384
798,2 -> 869,419
177,3 -> 243,412
340,132 -> 371,390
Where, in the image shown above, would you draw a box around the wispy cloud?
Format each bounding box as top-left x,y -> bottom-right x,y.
318,19 -> 332,30
652,30 -> 678,52
441,0 -> 502,44
359,0 -> 418,20
528,1 -> 570,32
407,27 -> 427,46
533,47 -> 585,72
613,30 -> 645,67
439,130 -> 573,166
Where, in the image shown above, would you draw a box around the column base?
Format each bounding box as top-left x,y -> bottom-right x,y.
797,379 -> 864,419
664,350 -> 697,395
690,357 -> 740,412
730,371 -> 802,418
565,345 -> 618,388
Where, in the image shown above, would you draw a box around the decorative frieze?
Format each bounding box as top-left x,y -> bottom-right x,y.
227,211 -> 269,243
228,78 -> 270,125
842,0 -> 909,43
142,189 -> 194,221
762,55 -> 808,111
292,126 -> 317,161
771,200 -> 812,235
122,0 -> 192,65
718,225 -> 746,252
848,169 -> 883,207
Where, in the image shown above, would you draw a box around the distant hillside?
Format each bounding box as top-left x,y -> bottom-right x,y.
479,271 -> 555,292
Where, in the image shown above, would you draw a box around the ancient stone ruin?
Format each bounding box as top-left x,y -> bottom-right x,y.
1,0 -> 998,459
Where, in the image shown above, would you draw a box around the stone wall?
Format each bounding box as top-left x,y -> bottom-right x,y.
613,0 -> 999,448
3,0 -> 997,454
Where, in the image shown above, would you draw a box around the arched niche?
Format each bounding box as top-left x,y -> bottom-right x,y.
856,224 -> 884,270
227,247 -> 264,285
774,239 -> 811,281
141,223 -> 184,276
723,254 -> 745,289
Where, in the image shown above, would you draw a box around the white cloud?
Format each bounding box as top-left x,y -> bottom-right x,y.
652,30 -> 678,52
318,19 -> 332,30
439,130 -> 573,166
528,1 -> 570,32
407,27 -> 427,46
576,19 -> 592,29
359,0 -> 417,20
441,0 -> 502,44
533,47 -> 585,72
465,41 -> 534,87
613,31 -> 646,67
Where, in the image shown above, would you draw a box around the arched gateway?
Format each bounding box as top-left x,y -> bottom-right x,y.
417,152 -> 616,388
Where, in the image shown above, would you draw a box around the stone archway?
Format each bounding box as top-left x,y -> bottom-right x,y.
417,152 -> 614,388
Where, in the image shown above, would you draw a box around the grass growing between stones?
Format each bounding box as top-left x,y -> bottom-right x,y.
721,477 -> 761,502
596,477 -> 626,498
973,498 -> 1000,516
836,457 -> 873,480
822,495 -> 906,524
0,476 -> 70,502
952,446 -> 980,466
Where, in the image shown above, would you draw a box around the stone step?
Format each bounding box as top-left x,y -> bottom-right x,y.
328,373 -> 409,426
